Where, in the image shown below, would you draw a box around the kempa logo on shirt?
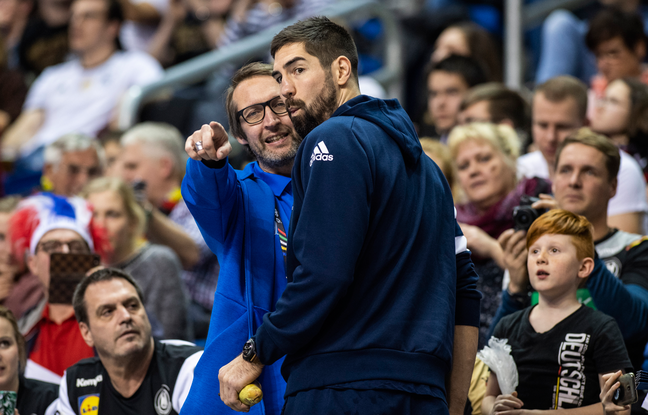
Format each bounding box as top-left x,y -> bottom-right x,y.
310,141 -> 334,166
76,374 -> 103,388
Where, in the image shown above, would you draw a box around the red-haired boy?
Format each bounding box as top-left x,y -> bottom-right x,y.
483,209 -> 633,414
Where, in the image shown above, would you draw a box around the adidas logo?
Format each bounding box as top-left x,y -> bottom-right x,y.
310,141 -> 334,166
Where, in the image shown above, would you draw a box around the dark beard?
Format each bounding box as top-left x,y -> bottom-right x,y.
287,72 -> 338,139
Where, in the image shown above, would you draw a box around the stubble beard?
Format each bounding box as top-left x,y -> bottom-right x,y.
287,71 -> 338,139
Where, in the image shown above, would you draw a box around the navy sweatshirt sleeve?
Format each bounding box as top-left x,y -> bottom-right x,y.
254,127 -> 372,365
180,157 -> 241,252
454,221 -> 482,327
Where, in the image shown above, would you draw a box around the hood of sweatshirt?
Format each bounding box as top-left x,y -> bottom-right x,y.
332,95 -> 422,169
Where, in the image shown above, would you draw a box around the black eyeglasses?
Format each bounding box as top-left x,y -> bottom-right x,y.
37,240 -> 90,254
237,96 -> 288,125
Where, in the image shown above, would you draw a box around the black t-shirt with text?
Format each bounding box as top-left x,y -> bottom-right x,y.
492,305 -> 632,410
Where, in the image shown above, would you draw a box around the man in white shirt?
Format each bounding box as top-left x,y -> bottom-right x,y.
1,0 -> 162,164
517,75 -> 647,234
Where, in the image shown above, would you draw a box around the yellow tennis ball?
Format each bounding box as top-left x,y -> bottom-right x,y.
238,384 -> 263,406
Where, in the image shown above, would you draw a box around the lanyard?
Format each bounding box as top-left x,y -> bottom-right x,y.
274,199 -> 287,271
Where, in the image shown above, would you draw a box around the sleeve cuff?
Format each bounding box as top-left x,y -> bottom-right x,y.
201,158 -> 227,169
455,296 -> 481,327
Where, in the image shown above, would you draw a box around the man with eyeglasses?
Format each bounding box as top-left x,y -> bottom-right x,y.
180,61 -> 302,415
9,193 -> 108,384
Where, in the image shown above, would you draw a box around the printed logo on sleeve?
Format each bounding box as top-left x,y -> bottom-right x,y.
310,141 -> 334,166
78,394 -> 99,415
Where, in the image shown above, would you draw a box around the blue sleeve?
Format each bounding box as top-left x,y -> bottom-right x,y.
254,128 -> 373,365
587,255 -> 648,340
180,158 -> 240,253
455,222 -> 482,327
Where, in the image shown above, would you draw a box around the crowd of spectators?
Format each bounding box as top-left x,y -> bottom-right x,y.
1,0 -> 648,413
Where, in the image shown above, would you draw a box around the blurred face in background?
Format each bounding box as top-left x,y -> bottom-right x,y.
43,148 -> 102,197
428,70 -> 469,134
69,0 -> 118,54
430,27 -> 470,63
591,79 -> 631,136
38,0 -> 70,27
86,189 -> 134,263
594,36 -> 645,82
532,93 -> 583,167
0,317 -> 20,392
455,138 -> 516,211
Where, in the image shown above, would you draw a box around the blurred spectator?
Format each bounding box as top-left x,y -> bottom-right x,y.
586,7 -> 648,106
448,122 -> 551,346
430,22 -> 502,83
517,75 -> 648,234
535,1 -> 647,85
148,0 -> 228,67
420,54 -> 487,140
1,0 -> 163,194
420,137 -> 459,202
0,38 -> 27,137
0,0 -> 33,70
591,77 -> 648,180
18,0 -> 70,77
99,130 -> 123,177
0,306 -> 59,415
57,268 -> 202,414
82,176 -> 189,339
119,0 -> 166,52
9,193 -> 110,383
0,196 -> 46,324
458,82 -> 530,146
120,122 -> 217,339
41,133 -> 104,196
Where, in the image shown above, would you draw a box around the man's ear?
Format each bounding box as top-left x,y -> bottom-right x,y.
43,163 -> 55,179
635,40 -> 646,60
158,156 -> 174,180
79,322 -> 95,348
609,176 -> 618,200
27,254 -> 38,278
332,56 -> 353,87
578,257 -> 595,281
235,135 -> 249,147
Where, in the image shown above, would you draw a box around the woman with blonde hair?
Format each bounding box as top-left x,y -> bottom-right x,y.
448,123 -> 551,345
81,177 -> 190,340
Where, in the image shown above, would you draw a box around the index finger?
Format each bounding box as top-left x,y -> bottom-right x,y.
498,229 -> 516,249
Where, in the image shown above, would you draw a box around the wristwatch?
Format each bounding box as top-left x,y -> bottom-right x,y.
242,338 -> 257,363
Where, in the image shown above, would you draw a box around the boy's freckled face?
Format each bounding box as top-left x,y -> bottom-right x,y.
527,234 -> 586,296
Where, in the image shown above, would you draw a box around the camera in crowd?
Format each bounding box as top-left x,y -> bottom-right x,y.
512,196 -> 547,231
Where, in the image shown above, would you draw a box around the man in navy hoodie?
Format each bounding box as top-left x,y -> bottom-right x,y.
218,17 -> 482,415
180,62 -> 302,415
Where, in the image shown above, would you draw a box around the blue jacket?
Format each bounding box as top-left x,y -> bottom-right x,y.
254,95 -> 482,399
180,160 -> 289,415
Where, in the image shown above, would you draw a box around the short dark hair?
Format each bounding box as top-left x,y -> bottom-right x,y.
585,8 -> 646,53
271,16 -> 359,82
535,76 -> 588,121
425,55 -> 488,89
460,83 -> 530,131
555,127 -> 621,182
73,268 -> 145,326
226,62 -> 274,144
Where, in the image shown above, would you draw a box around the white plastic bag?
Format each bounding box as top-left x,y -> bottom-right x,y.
477,337 -> 519,395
